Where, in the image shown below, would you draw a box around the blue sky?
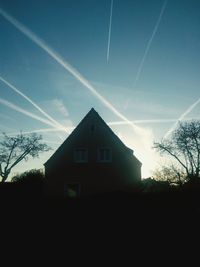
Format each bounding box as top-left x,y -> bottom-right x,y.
0,0 -> 200,178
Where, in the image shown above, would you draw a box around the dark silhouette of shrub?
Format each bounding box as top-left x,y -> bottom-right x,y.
141,178 -> 171,193
12,169 -> 45,184
182,177 -> 200,192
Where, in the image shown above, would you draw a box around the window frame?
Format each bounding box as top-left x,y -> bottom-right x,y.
97,147 -> 112,163
73,148 -> 88,163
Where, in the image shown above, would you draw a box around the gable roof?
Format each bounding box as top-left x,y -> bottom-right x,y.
44,108 -> 141,166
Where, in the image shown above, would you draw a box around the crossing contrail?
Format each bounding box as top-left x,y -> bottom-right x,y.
5,130 -> 62,144
0,97 -> 66,130
0,6 -> 157,177
108,117 -> 200,126
0,76 -> 68,133
0,7 -> 143,136
164,97 -> 200,139
15,117 -> 200,135
108,118 -> 178,126
107,0 -> 113,63
8,127 -> 74,135
133,0 -> 168,87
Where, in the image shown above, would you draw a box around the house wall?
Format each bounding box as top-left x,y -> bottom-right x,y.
45,111 -> 141,196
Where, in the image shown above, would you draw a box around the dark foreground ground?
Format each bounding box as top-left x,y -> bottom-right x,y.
1,182 -> 200,258
1,182 -> 199,223
1,187 -> 198,265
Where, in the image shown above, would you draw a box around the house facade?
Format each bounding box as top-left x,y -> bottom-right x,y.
44,108 -> 142,197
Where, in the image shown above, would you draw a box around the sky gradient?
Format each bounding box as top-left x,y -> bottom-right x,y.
0,0 -> 200,178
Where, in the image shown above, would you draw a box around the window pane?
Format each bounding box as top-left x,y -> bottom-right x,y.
74,149 -> 88,162
64,184 -> 80,197
98,148 -> 112,162
105,149 -> 110,160
100,149 -> 104,160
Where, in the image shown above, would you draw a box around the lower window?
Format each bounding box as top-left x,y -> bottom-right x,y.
64,183 -> 81,198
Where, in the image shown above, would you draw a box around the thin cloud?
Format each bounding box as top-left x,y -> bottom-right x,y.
42,99 -> 69,118
43,140 -> 61,145
107,0 -> 113,63
133,0 -> 168,87
0,123 -> 13,131
0,113 -> 16,123
0,76 -> 68,133
0,97 -> 65,131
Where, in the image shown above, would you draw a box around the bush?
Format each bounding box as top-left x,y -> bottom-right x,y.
11,169 -> 45,184
141,178 -> 171,193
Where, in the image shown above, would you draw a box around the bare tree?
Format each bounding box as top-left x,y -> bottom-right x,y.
0,132 -> 51,182
154,121 -> 200,181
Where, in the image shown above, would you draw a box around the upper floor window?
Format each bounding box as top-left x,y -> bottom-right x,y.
98,148 -> 112,162
74,148 -> 88,163
90,124 -> 95,132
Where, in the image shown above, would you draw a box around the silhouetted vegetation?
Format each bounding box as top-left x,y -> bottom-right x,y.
152,165 -> 186,186
12,169 -> 45,184
0,169 -> 45,200
0,132 -> 51,182
154,120 -> 200,182
141,177 -> 171,193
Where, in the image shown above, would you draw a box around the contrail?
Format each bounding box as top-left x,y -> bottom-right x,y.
43,140 -> 61,145
0,76 -> 68,133
7,127 -> 74,135
108,117 -> 200,126
14,117 -> 199,135
5,132 -> 62,145
0,7 -> 142,135
133,0 -> 168,87
164,97 -> 200,139
0,97 -> 65,130
108,118 -> 176,126
107,0 -> 113,63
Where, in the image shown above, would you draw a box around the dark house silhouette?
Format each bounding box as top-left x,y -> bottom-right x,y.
44,108 -> 142,197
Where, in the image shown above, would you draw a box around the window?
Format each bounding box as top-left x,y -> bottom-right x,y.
91,124 -> 95,132
74,148 -> 88,162
64,184 -> 80,198
98,148 -> 112,162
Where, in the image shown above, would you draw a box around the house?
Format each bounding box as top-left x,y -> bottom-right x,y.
44,108 -> 142,197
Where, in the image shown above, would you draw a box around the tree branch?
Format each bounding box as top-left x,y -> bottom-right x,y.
4,140 -> 17,173
157,143 -> 189,176
193,135 -> 200,177
7,147 -> 32,173
0,132 -> 49,182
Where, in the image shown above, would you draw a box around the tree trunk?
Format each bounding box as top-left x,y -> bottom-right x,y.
1,174 -> 8,182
